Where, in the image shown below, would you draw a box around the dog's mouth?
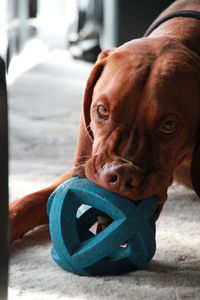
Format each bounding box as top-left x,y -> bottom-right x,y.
73,164 -> 167,220
72,165 -> 87,178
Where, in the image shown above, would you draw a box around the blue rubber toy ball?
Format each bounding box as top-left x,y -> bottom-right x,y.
47,177 -> 157,276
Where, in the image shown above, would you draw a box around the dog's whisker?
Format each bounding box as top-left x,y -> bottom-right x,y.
86,124 -> 92,132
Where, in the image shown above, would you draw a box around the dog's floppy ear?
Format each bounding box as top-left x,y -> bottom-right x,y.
191,144 -> 200,197
83,49 -> 115,138
73,49 -> 115,168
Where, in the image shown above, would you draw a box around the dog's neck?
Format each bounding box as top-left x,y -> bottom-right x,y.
147,1 -> 200,56
148,16 -> 200,57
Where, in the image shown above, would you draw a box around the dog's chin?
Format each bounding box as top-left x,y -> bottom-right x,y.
72,165 -> 86,178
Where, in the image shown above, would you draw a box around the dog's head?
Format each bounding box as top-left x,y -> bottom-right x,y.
75,37 -> 200,213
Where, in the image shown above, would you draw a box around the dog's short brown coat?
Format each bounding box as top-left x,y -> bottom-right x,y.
10,0 -> 200,241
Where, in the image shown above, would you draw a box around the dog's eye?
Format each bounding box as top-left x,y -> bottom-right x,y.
160,120 -> 177,134
97,105 -> 109,119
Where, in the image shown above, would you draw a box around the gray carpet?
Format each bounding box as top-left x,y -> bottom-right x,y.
9,49 -> 200,300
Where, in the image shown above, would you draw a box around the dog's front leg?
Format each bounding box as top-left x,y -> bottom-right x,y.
9,169 -> 73,241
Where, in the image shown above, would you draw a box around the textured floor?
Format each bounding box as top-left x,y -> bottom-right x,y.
9,49 -> 200,300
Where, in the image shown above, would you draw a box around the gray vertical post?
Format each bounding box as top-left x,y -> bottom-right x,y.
101,0 -> 174,49
0,57 -> 9,300
18,0 -> 29,51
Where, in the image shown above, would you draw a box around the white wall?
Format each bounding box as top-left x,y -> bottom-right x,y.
37,0 -> 77,48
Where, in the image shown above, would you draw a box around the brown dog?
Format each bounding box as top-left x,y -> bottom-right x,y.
10,0 -> 200,241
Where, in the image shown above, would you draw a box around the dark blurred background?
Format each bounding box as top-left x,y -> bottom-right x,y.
1,0 -> 175,68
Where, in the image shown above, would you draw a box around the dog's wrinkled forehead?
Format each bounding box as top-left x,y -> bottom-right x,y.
97,49 -> 152,90
90,37 -> 200,134
94,39 -> 199,108
92,50 -> 153,117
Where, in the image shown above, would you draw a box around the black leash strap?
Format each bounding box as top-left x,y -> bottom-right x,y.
144,10 -> 200,37
0,57 -> 9,300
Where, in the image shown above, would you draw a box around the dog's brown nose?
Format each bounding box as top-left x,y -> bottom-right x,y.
99,162 -> 142,194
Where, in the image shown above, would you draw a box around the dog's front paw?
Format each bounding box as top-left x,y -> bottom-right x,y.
9,209 -> 25,241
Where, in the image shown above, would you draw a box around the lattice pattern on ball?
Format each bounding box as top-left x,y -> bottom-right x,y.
47,177 -> 157,276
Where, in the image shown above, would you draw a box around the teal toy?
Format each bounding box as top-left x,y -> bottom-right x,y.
47,177 -> 157,276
